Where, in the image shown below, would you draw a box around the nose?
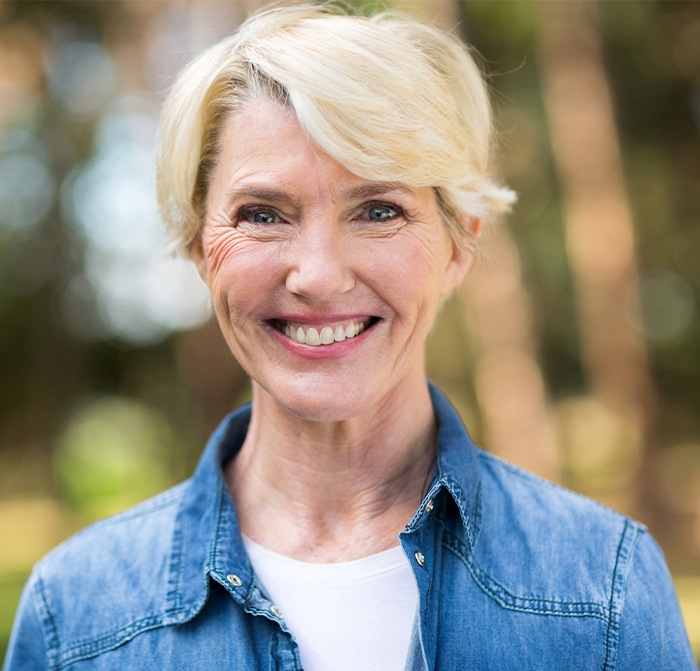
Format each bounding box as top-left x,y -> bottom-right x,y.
285,220 -> 355,301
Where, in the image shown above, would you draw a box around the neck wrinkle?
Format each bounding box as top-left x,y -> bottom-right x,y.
226,377 -> 436,561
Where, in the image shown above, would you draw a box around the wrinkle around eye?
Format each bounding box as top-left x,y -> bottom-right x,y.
351,211 -> 413,239
356,225 -> 404,240
207,204 -> 291,240
202,229 -> 249,276
201,213 -> 291,276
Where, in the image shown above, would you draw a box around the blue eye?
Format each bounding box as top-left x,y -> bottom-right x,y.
252,211 -> 277,224
365,205 -> 398,221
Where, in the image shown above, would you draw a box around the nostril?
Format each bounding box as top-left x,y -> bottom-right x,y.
285,260 -> 355,299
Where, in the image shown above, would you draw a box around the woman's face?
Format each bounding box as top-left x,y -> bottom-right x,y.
193,103 -> 472,422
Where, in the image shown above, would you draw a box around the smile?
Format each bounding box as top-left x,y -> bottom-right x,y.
273,318 -> 376,346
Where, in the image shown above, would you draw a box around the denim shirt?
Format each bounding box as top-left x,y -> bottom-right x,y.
4,385 -> 696,671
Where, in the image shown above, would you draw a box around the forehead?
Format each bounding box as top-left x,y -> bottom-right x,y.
214,103 -> 345,185
210,103 -> 435,209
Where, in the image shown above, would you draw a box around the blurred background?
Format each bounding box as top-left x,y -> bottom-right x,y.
0,0 -> 698,661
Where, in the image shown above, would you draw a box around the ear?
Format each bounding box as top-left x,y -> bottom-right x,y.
189,235 -> 209,285
440,215 -> 482,296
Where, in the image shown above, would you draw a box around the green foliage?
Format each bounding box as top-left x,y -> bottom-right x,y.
54,397 -> 176,516
0,571 -> 29,665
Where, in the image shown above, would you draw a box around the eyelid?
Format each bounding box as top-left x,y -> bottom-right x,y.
235,204 -> 285,225
358,201 -> 405,220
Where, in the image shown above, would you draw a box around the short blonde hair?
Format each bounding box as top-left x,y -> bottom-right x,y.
157,3 -> 515,253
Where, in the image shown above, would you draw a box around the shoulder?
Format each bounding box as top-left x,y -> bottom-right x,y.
615,528 -> 697,668
38,480 -> 187,578
469,450 -> 644,613
436,448 -> 696,667
477,449 -> 638,540
30,482 -> 188,648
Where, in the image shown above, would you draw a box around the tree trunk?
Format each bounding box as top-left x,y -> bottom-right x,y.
460,228 -> 560,481
536,0 -> 660,524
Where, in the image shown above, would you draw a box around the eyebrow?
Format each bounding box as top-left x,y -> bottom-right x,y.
225,181 -> 415,205
339,182 -> 415,200
225,186 -> 300,207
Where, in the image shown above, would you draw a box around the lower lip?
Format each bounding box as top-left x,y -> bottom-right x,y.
268,323 -> 374,359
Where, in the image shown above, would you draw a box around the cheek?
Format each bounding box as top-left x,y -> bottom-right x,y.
201,236 -> 284,327
203,232 -> 273,289
366,239 -> 449,328
381,232 -> 452,295
202,230 -> 249,281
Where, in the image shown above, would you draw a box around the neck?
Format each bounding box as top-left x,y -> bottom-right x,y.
227,376 -> 436,562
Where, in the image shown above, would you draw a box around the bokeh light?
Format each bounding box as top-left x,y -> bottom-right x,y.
59,94 -> 211,344
54,396 -> 176,517
0,131 -> 54,235
46,39 -> 116,118
627,268 -> 696,343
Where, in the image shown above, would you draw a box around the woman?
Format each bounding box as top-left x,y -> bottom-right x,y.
5,5 -> 695,670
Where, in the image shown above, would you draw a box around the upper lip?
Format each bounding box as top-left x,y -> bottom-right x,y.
268,313 -> 376,324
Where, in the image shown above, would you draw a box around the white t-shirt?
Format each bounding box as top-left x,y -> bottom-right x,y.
242,536 -> 418,671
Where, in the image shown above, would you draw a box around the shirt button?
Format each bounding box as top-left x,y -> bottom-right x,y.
414,551 -> 426,567
271,605 -> 283,618
226,573 -> 243,587
425,499 -> 434,513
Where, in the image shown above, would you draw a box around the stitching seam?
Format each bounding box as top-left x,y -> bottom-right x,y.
602,520 -> 638,671
444,532 -> 609,622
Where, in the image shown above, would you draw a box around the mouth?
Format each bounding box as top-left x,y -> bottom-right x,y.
271,317 -> 379,347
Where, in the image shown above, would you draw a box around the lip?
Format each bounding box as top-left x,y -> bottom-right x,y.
265,317 -> 380,359
270,313 -> 375,326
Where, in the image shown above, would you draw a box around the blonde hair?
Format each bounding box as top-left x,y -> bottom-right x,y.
157,4 -> 515,253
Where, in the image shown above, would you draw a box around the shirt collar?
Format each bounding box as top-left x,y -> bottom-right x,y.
165,402 -> 253,620
166,383 -> 482,619
425,383 -> 482,549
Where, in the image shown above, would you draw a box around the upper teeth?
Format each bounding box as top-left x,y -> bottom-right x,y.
281,319 -> 369,346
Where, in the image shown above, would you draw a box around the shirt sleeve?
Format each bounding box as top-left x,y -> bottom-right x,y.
2,571 -> 50,671
615,529 -> 698,670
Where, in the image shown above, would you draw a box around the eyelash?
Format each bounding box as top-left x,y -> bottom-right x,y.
233,201 -> 406,226
360,202 -> 405,222
235,205 -> 283,226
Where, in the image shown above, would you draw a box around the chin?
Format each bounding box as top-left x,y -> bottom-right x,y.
261,379 -> 373,424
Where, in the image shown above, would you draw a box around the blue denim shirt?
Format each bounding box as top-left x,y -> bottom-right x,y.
4,386 -> 696,670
